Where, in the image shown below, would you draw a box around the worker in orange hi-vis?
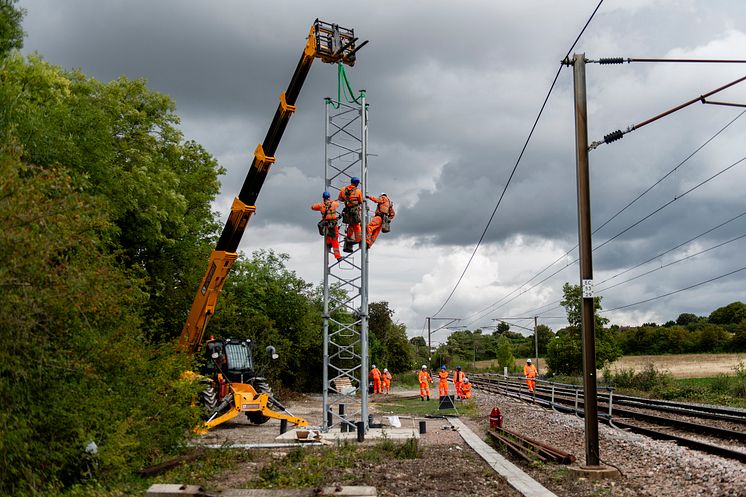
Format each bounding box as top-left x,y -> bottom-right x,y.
461,378 -> 472,399
311,192 -> 342,260
382,368 -> 392,394
524,358 -> 538,393
418,365 -> 433,401
453,366 -> 465,399
338,177 -> 363,253
438,365 -> 449,398
369,364 -> 382,394
365,193 -> 395,249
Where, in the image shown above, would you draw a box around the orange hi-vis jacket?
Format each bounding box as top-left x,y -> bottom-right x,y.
339,185 -> 363,208
367,195 -> 395,219
453,370 -> 465,384
418,370 -> 433,384
311,199 -> 339,220
524,364 -> 537,378
462,382 -> 472,399
370,367 -> 382,380
383,371 -> 392,382
438,371 -> 449,383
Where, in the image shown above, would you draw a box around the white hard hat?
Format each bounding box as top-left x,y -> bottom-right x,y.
383,368 -> 388,372
526,358 -> 532,363
381,192 -> 387,196
464,378 -> 469,383
421,365 -> 427,369
372,364 -> 376,368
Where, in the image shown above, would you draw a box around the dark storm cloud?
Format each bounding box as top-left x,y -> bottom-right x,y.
18,0 -> 746,330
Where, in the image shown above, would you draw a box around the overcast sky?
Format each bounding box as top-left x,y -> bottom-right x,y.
19,0 -> 746,343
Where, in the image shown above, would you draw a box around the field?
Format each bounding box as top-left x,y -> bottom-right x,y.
473,353 -> 745,378
602,353 -> 745,378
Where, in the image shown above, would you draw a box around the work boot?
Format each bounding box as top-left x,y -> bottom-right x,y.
343,241 -> 354,253
420,397 -> 424,401
427,395 -> 430,401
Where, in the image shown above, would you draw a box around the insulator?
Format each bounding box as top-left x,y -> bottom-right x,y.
604,130 -> 624,144
599,57 -> 624,65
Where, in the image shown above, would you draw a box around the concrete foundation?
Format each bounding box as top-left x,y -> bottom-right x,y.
276,427 -> 419,442
568,465 -> 621,480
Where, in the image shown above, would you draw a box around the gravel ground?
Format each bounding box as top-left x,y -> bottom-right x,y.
193,388 -> 746,496
471,388 -> 746,497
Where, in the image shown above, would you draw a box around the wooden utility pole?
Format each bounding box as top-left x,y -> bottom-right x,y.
572,53 -> 600,467
534,316 -> 539,372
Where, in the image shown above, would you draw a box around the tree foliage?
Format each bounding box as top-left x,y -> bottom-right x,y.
0,0 -> 24,58
545,283 -> 621,375
0,147 -> 199,495
369,302 -> 414,373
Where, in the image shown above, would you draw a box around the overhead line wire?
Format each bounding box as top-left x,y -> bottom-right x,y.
430,0 -> 606,318
520,210 -> 746,319
601,265 -> 746,313
596,233 -> 746,293
458,110 -> 744,327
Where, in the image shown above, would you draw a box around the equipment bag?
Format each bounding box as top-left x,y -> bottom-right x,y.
381,214 -> 391,233
318,219 -> 337,237
381,201 -> 394,233
343,205 -> 361,225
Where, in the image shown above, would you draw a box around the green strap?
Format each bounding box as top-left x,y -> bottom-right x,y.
327,63 -> 364,109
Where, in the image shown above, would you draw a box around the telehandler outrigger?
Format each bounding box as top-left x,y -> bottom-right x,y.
179,20 -> 364,432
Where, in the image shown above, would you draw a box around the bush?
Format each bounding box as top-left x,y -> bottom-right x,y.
602,363 -> 672,392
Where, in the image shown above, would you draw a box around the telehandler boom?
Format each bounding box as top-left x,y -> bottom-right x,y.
179,20 -> 363,431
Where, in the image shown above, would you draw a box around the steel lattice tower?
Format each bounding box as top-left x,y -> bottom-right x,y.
321,93 -> 369,433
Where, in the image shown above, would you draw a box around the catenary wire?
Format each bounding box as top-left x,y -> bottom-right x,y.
458,110 -> 745,326
429,0 -> 606,318
600,265 -> 746,313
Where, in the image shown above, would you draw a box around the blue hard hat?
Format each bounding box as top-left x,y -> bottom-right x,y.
441,365 -> 446,370
351,177 -> 360,185
322,191 -> 331,199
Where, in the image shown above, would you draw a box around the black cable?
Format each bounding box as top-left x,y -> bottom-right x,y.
597,233 -> 746,293
593,154 -> 746,252
601,265 -> 746,313
458,110 -> 745,327
430,0 -> 606,317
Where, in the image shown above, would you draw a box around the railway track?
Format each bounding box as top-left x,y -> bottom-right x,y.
470,374 -> 746,463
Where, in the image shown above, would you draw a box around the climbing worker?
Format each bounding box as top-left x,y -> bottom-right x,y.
382,368 -> 392,394
369,364 -> 382,394
461,378 -> 472,399
453,366 -> 465,399
438,365 -> 449,398
338,177 -> 363,253
365,193 -> 395,249
524,358 -> 538,393
310,192 -> 342,260
418,365 -> 433,401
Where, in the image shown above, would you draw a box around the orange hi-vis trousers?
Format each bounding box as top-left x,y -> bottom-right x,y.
372,377 -> 381,394
326,225 -> 341,260
366,215 -> 383,247
382,379 -> 390,393
439,381 -> 448,397
346,222 -> 361,243
419,381 -> 430,398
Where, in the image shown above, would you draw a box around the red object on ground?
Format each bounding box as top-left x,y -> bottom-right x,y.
489,407 -> 503,428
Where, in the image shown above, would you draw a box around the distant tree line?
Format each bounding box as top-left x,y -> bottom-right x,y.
425,282 -> 746,377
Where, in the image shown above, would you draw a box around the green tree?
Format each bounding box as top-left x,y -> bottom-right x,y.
545,283 -> 621,375
0,148 -> 199,495
0,54 -> 224,340
368,302 -> 413,373
676,313 -> 700,326
495,336 -> 516,372
528,323 -> 554,356
208,250 -> 323,391
0,0 -> 24,58
709,301 -> 746,325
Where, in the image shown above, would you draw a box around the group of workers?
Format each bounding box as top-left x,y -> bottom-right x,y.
367,359 -> 538,401
417,365 -> 472,401
368,364 -> 393,394
311,177 -> 396,259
